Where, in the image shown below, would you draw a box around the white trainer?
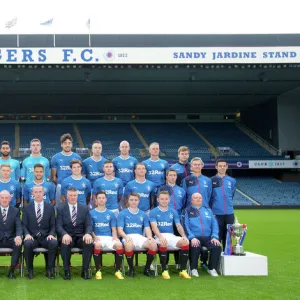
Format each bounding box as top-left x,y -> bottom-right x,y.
207,269 -> 218,277
191,269 -> 199,277
150,264 -> 155,271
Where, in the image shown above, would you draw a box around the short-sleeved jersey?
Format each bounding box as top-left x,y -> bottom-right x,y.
170,162 -> 191,186
0,157 -> 21,181
112,156 -> 138,186
82,156 -> 107,186
61,176 -> 91,205
181,174 -> 212,207
21,155 -> 50,183
23,180 -> 55,204
124,179 -> 156,211
51,152 -> 82,184
0,178 -> 21,207
150,207 -> 180,234
117,208 -> 149,235
90,208 -> 116,236
92,177 -> 123,210
157,184 -> 187,215
142,158 -> 169,188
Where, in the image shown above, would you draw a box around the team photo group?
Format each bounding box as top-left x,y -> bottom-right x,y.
0,133 -> 236,281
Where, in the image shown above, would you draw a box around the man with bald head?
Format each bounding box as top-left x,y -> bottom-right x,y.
22,185 -> 57,280
183,193 -> 221,277
112,140 -> 138,186
0,190 -> 22,279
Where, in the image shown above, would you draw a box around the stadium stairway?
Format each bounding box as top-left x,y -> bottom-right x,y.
188,124 -> 218,157
73,123 -> 85,148
13,123 -> 20,157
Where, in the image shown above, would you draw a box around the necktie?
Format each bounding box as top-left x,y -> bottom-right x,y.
72,205 -> 77,226
2,208 -> 7,225
36,204 -> 42,226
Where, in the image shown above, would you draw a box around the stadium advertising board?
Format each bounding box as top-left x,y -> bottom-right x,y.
249,160 -> 300,169
0,47 -> 300,64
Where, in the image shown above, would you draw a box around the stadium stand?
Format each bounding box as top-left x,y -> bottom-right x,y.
135,123 -> 212,160
236,177 -> 300,206
192,123 -> 273,158
233,190 -> 256,206
78,123 -> 144,159
0,124 -> 15,149
19,124 -> 79,158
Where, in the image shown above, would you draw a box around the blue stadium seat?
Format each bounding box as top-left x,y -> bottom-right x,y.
0,124 -> 15,149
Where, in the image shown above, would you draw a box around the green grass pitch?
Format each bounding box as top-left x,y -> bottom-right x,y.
0,209 -> 299,300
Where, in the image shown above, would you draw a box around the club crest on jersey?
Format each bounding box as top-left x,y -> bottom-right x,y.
160,163 -> 165,168
82,183 -> 86,188
140,216 -> 143,222
114,183 -> 119,188
147,185 -> 151,191
44,187 -> 48,193
10,185 -> 15,191
130,161 -> 134,166
106,215 -> 111,220
205,211 -> 209,216
169,213 -> 173,219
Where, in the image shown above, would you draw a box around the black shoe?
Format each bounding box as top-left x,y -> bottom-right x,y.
64,271 -> 71,280
27,271 -> 34,280
81,270 -> 91,280
8,271 -> 16,279
144,268 -> 154,278
127,268 -> 135,278
46,269 -> 55,279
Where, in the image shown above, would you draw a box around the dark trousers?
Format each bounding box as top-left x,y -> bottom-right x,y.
0,238 -> 22,267
59,236 -> 93,272
24,237 -> 58,271
190,237 -> 221,270
215,214 -> 235,248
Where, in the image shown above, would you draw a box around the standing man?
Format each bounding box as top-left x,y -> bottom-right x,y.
181,157 -> 212,207
21,138 -> 50,183
51,133 -> 82,205
124,163 -> 156,214
0,190 -> 22,279
143,142 -> 169,189
22,186 -> 58,280
0,141 -> 20,181
183,193 -> 221,277
171,146 -> 191,186
112,140 -> 138,186
61,160 -> 91,205
118,192 -> 157,278
56,188 -> 93,280
82,140 -> 107,187
90,191 -> 125,280
0,164 -> 21,208
23,164 -> 55,205
150,191 -> 191,279
210,159 -> 236,248
92,161 -> 123,216
157,169 -> 186,216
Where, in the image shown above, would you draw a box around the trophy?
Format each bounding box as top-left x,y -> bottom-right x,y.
224,217 -> 247,256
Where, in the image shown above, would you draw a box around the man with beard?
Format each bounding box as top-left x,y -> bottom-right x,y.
0,141 -> 20,181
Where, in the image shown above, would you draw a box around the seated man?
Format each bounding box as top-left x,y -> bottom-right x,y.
117,192 -> 157,278
183,192 -> 221,277
22,186 -> 58,280
90,191 -> 124,280
0,190 -> 22,279
150,191 -> 191,279
56,187 -> 93,280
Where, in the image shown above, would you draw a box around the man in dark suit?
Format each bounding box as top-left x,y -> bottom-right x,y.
56,187 -> 93,280
0,190 -> 22,279
22,185 -> 58,279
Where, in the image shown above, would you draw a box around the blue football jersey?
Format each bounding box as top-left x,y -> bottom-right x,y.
150,207 -> 180,234
157,184 -> 187,215
181,174 -> 212,207
142,158 -> 169,188
21,155 -> 50,183
112,156 -> 138,186
23,180 -> 55,204
124,179 -> 156,211
82,156 -> 107,186
117,208 -> 149,235
92,177 -> 123,210
0,157 -> 21,181
51,152 -> 82,184
90,208 -> 116,236
0,178 -> 21,207
61,176 -> 92,205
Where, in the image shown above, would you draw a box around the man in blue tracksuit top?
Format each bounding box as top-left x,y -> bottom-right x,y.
210,159 -> 236,248
183,192 -> 221,277
181,157 -> 212,207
